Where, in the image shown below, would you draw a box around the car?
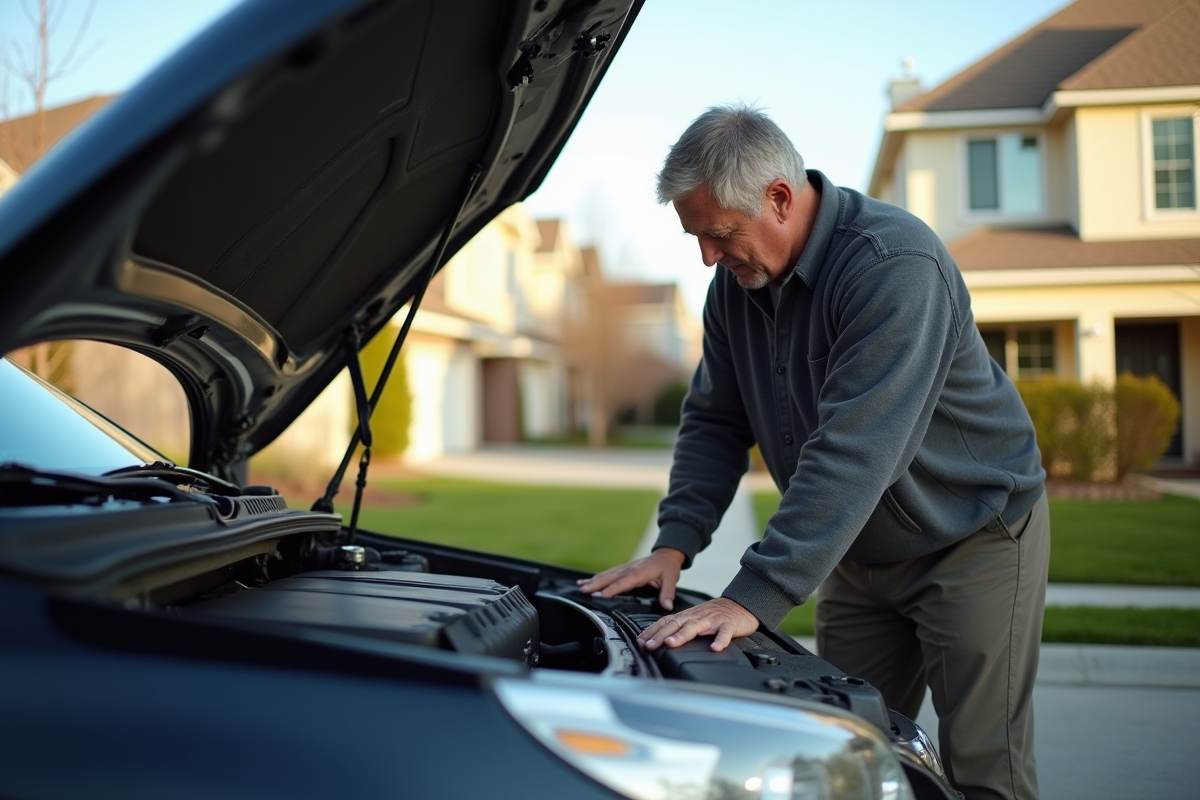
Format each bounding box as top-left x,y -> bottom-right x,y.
0,1 -> 958,798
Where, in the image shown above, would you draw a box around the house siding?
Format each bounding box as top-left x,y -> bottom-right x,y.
1077,105 -> 1200,242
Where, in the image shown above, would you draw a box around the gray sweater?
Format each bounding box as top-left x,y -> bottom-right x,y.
654,171 -> 1044,630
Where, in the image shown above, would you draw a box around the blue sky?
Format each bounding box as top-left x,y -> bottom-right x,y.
2,0 -> 1069,313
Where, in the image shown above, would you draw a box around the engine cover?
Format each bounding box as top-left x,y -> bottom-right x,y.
187,570 -> 538,665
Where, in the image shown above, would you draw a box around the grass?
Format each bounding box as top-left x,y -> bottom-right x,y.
753,491 -> 1200,586
756,490 -> 1200,646
1045,496 -> 1200,586
358,476 -> 658,574
779,601 -> 817,638
776,602 -> 1200,647
1041,607 -> 1200,648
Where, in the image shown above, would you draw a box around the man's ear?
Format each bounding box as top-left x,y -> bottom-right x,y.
765,179 -> 794,222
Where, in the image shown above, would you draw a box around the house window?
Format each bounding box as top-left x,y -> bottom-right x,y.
1016,328 -> 1055,378
966,133 -> 1043,215
1152,118 -> 1195,210
979,329 -> 1007,367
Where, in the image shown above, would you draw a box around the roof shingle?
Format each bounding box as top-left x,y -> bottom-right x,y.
896,0 -> 1193,113
948,226 -> 1200,269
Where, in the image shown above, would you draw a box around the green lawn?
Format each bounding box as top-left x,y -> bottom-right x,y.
776,602 -> 1200,647
358,476 -> 658,574
1042,606 -> 1200,648
754,491 -> 1200,586
1045,496 -> 1200,585
757,489 -> 1200,646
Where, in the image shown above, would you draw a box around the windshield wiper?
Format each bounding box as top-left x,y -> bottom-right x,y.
0,463 -> 209,508
103,461 -> 243,496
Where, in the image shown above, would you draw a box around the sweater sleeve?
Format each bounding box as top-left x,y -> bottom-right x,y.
722,252 -> 962,629
653,277 -> 757,567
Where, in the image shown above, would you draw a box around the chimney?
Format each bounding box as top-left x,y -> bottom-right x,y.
888,56 -> 922,110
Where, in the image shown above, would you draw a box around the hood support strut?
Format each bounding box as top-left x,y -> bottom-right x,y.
313,163 -> 483,542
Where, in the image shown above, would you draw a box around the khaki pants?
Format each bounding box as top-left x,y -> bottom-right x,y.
816,492 -> 1050,800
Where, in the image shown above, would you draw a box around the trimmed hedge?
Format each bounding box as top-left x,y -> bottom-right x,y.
1017,373 -> 1180,482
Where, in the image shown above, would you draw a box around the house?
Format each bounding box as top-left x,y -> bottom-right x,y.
869,0 -> 1200,466
0,95 -> 115,176
399,206 -> 580,459
607,281 -> 703,376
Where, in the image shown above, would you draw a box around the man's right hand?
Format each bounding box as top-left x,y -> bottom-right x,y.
576,547 -> 687,611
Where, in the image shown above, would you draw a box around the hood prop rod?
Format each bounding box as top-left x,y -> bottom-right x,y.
314,164 -> 483,544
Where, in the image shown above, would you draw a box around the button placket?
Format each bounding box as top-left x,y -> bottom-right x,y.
773,289 -> 795,453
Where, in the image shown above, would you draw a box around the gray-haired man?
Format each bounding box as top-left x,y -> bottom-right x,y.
579,105 -> 1049,800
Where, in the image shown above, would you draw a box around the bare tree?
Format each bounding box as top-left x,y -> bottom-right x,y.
564,247 -> 678,447
1,0 -> 99,171
2,1 -> 99,389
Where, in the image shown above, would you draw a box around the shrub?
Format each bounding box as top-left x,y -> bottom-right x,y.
1114,373 -> 1180,479
1018,374 -> 1181,482
1017,378 -> 1113,481
357,327 -> 413,459
653,381 -> 690,425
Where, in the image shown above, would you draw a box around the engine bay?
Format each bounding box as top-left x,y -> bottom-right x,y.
171,532 -> 896,736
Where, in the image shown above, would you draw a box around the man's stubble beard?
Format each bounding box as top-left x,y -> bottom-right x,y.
729,265 -> 770,290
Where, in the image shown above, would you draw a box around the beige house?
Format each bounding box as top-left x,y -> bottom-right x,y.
869,0 -> 1200,466
400,206 -> 579,459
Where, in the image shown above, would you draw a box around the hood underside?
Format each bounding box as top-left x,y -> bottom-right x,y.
0,0 -> 640,477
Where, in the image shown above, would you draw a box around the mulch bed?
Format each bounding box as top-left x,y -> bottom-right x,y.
1045,479 -> 1161,501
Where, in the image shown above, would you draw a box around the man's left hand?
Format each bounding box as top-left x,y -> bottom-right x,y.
637,597 -> 759,653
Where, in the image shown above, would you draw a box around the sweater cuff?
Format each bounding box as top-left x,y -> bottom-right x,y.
722,566 -> 800,631
653,521 -> 706,569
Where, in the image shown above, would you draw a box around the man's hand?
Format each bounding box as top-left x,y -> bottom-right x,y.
577,548 -> 686,610
637,597 -> 759,652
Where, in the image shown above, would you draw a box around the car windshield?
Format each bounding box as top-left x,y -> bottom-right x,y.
0,357 -> 165,474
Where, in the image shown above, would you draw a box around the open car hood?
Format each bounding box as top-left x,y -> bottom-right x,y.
0,0 -> 641,478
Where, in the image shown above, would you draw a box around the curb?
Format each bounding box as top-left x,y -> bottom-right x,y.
790,637 -> 1200,689
1037,643 -> 1200,689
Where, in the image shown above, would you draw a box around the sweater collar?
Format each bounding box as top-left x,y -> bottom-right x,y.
789,169 -> 840,288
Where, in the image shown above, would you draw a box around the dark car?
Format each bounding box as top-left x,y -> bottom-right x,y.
0,1 -> 957,798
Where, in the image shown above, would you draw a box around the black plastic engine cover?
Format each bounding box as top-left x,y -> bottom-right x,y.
618,612 -> 892,734
186,570 -> 538,665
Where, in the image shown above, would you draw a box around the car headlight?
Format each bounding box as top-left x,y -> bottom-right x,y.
494,673 -> 914,800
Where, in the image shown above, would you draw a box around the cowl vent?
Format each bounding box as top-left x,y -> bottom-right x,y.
236,495 -> 288,517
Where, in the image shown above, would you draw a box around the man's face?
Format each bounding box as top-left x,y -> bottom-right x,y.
674,183 -> 790,290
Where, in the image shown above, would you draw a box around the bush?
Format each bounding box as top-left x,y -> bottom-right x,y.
1017,378 -> 1113,481
652,381 -> 690,425
357,327 -> 413,459
1017,374 -> 1180,482
1115,372 -> 1180,479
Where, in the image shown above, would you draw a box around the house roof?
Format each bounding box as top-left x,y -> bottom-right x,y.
948,226 -> 1200,269
608,282 -> 676,306
535,218 -> 561,253
579,245 -> 602,279
1061,1 -> 1200,90
897,0 -> 1196,113
0,95 -> 115,173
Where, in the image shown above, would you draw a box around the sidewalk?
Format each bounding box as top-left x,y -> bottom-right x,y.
413,445 -> 1200,687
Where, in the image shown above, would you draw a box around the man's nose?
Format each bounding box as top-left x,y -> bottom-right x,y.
698,237 -> 723,267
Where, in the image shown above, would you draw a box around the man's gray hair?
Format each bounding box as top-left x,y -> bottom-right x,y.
656,104 -> 806,219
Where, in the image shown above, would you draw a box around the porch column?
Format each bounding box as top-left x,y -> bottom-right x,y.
1077,312 -> 1116,384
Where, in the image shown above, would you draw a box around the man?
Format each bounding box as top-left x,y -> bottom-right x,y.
579,105 -> 1049,800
